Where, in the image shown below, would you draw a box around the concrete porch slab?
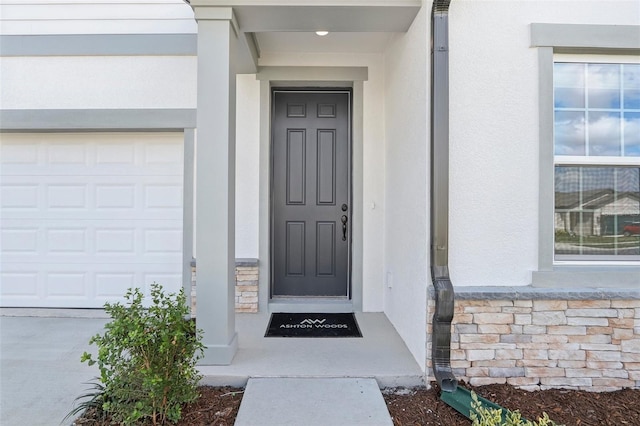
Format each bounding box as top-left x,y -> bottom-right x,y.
235,377 -> 393,426
197,312 -> 424,388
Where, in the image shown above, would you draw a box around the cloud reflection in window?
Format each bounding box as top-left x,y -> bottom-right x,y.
555,62 -> 640,158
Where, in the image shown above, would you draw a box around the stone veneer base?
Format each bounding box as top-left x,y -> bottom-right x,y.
427,287 -> 640,391
190,258 -> 259,315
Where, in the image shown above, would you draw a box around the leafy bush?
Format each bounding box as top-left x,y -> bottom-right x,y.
471,391 -> 563,426
77,284 -> 204,425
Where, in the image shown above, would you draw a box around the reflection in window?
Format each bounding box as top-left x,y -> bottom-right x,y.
554,63 -> 640,157
555,166 -> 640,258
626,112 -> 640,156
554,61 -> 640,262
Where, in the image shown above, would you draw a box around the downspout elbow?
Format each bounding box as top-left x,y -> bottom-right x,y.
431,276 -> 457,392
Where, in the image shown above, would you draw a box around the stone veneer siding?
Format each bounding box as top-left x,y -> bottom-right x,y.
190,258 -> 259,315
427,288 -> 640,391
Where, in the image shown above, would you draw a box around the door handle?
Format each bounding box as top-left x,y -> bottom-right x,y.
341,215 -> 348,241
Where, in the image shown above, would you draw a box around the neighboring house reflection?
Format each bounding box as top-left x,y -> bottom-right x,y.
555,189 -> 640,237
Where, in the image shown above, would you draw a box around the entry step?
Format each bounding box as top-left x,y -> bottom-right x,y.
234,377 -> 393,426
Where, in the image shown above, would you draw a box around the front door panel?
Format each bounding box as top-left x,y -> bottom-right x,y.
272,91 -> 350,297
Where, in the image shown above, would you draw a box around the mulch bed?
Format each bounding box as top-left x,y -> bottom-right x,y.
177,387 -> 243,425
384,383 -> 640,426
73,387 -> 244,426
74,383 -> 640,425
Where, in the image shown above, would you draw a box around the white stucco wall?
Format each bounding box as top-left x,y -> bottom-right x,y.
447,0 -> 640,287
235,74 -> 261,258
382,3 -> 428,370
0,0 -> 196,35
0,56 -> 197,109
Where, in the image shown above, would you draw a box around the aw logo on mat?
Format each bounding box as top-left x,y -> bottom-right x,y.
300,318 -> 326,325
265,313 -> 362,337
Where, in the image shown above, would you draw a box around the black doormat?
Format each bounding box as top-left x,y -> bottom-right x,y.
265,313 -> 362,338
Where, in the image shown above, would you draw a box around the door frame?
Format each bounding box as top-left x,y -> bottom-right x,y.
269,88 -> 353,300
256,66 -> 367,313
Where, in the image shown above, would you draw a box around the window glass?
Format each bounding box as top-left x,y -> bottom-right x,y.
587,63 -> 620,109
554,62 -> 640,261
555,166 -> 640,258
554,111 -> 585,155
588,111 -> 621,156
554,63 -> 585,108
623,64 -> 640,109
625,112 -> 640,156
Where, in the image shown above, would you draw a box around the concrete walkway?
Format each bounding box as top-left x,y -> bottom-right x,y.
235,378 -> 393,426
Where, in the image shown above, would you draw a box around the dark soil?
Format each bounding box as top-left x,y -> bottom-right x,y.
75,383 -> 640,425
384,383 -> 640,426
177,387 -> 243,425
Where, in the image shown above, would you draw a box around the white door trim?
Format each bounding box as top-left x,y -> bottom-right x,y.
257,66 -> 367,312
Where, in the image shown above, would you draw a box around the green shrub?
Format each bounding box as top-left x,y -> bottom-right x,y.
470,391 -> 563,426
78,284 -> 204,425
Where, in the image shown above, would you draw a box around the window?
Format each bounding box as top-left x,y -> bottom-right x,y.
553,62 -> 640,262
530,24 -> 640,286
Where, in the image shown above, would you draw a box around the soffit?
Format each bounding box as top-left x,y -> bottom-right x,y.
189,1 -> 421,71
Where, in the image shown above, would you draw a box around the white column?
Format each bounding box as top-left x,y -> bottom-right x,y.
194,7 -> 238,364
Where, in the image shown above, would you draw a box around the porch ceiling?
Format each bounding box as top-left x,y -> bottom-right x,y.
255,31 -> 396,54
189,1 -> 421,70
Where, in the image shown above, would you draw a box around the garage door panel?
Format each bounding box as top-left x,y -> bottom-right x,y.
1,177 -> 182,220
1,228 -> 39,253
0,272 -> 39,297
47,228 -> 87,253
0,184 -> 39,209
1,133 -> 184,308
46,272 -> 88,298
0,164 -> 183,177
95,184 -> 136,209
47,142 -> 89,165
1,134 -> 183,177
143,141 -> 183,165
2,264 -> 182,308
95,141 -> 136,166
144,184 -> 182,209
143,229 -> 182,254
2,220 -> 181,262
47,184 -> 89,209
95,273 -> 136,298
142,272 -> 182,292
0,141 -> 39,164
95,228 -> 136,254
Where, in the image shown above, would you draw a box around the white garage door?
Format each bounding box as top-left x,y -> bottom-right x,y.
1,133 -> 184,308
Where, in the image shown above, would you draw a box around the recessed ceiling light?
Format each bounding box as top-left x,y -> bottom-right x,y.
315,31 -> 329,36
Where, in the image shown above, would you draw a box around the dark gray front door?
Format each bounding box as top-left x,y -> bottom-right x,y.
272,90 -> 351,297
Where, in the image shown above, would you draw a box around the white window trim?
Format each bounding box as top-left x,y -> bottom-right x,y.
531,23 -> 640,288
555,156 -> 640,166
